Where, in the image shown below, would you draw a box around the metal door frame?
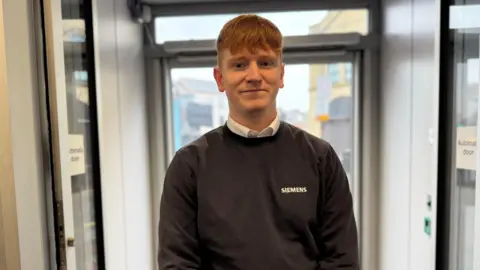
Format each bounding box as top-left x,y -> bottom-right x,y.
38,0 -> 106,269
143,0 -> 375,17
42,0 -> 78,268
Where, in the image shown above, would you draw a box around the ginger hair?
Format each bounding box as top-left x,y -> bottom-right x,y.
216,14 -> 283,65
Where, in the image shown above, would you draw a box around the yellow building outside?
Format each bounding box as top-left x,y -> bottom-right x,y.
306,10 -> 368,137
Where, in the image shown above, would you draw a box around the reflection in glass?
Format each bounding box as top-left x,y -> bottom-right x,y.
155,9 -> 369,43
449,1 -> 480,269
62,1 -> 101,269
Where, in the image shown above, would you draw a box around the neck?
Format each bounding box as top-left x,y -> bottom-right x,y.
230,106 -> 277,131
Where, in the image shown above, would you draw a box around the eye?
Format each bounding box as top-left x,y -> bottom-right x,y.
259,60 -> 275,67
230,61 -> 247,70
234,62 -> 246,69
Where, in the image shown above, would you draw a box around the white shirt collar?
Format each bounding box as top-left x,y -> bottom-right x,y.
226,113 -> 280,138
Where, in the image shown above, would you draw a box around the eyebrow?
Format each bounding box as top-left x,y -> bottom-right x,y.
228,55 -> 277,62
227,56 -> 248,62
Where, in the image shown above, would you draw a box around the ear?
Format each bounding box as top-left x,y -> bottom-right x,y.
213,66 -> 225,92
279,62 -> 285,89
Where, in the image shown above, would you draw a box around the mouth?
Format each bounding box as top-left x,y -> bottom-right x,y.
240,89 -> 267,93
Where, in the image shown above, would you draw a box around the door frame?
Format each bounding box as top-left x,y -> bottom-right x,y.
42,0 -> 78,268
162,51 -> 359,190
39,0 -> 106,269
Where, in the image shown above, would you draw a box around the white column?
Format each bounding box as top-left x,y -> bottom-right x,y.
0,1 -> 21,269
0,0 -> 51,269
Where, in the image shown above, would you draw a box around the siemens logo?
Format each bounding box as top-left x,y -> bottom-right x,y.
281,187 -> 307,193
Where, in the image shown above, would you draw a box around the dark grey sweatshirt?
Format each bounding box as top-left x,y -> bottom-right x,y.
158,121 -> 359,270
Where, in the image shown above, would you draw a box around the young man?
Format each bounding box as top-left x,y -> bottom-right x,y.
158,14 -> 359,270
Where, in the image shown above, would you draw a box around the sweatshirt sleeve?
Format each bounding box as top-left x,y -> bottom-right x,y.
158,151 -> 201,270
316,145 -> 359,270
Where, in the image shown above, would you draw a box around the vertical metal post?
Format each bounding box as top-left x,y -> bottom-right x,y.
353,52 -> 362,225
162,58 -> 175,163
42,0 -> 78,268
358,47 -> 380,270
146,58 -> 171,263
33,0 -> 58,268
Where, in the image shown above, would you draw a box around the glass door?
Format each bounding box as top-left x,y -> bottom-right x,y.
41,0 -> 104,269
165,57 -> 361,222
448,1 -> 480,269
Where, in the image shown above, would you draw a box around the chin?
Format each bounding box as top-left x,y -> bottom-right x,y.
241,101 -> 271,113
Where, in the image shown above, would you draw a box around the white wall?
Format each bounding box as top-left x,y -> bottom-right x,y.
0,0 -> 50,269
93,0 -> 154,269
379,0 -> 440,268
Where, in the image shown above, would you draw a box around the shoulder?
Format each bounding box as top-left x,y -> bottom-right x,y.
169,126 -> 224,170
282,122 -> 342,177
282,122 -> 335,160
283,123 -> 346,188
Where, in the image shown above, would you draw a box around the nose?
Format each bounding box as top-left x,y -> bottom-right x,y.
245,62 -> 262,84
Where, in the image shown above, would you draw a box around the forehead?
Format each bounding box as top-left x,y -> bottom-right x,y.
221,48 -> 279,60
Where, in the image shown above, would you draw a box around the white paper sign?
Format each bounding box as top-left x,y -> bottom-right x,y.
69,134 -> 86,176
456,126 -> 477,170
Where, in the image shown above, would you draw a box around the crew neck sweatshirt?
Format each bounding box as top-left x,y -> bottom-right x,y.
158,121 -> 359,270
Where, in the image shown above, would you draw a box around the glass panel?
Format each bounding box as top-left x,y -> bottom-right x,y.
155,9 -> 369,44
62,2 -> 101,269
449,1 -> 480,269
170,62 -> 354,184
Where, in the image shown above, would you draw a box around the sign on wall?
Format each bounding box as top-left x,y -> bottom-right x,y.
69,134 -> 86,176
456,126 -> 477,170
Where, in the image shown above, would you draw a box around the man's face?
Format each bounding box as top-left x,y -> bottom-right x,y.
213,48 -> 285,114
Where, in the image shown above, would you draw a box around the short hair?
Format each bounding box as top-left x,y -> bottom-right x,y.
216,14 -> 283,64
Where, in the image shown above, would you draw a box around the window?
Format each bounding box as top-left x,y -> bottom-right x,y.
155,5 -> 367,243
154,9 -> 369,44
63,13 -> 104,270
169,62 -> 355,177
74,70 -> 88,81
327,64 -> 341,84
345,64 -> 353,81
